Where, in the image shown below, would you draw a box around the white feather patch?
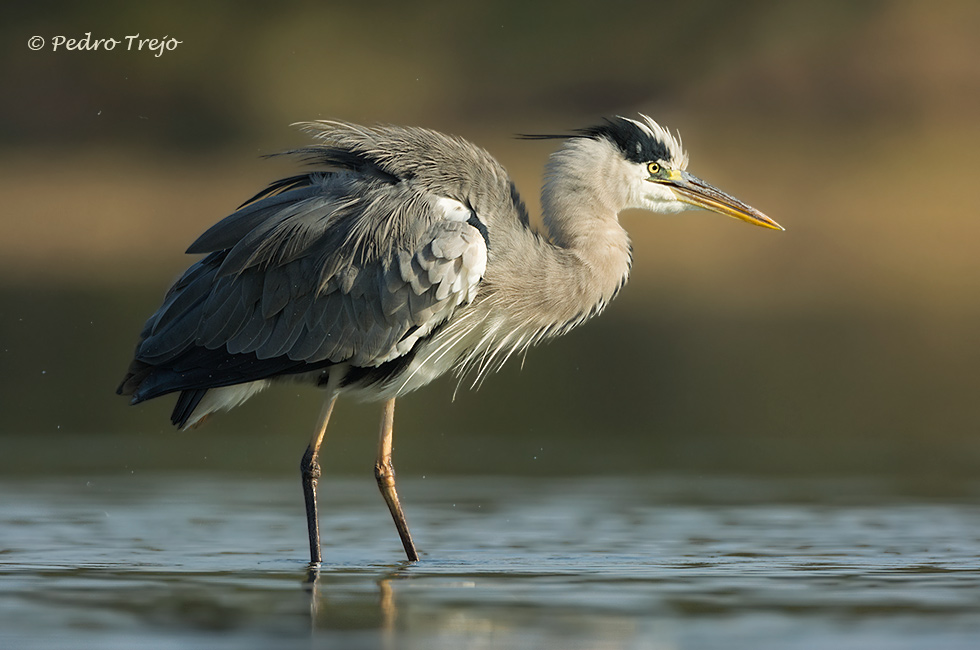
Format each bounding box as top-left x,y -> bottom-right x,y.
184,380 -> 271,429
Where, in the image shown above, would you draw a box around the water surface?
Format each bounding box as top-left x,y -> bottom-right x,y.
2,474 -> 979,649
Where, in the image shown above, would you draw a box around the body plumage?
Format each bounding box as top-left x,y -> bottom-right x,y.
119,116 -> 781,563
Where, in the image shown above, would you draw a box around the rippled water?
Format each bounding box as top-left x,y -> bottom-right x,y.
2,473 -> 979,649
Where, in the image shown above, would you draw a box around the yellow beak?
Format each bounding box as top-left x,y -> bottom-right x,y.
657,170 -> 783,231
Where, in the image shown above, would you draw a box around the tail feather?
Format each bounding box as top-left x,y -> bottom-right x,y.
171,381 -> 272,429
117,360 -> 154,398
172,389 -> 209,428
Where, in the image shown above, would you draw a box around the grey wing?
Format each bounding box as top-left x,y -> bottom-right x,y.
128,175 -> 488,399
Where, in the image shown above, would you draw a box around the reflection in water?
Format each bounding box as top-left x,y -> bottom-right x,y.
304,564 -> 399,646
305,566 -> 320,636
304,559 -> 415,647
378,575 -> 395,650
3,474 -> 980,649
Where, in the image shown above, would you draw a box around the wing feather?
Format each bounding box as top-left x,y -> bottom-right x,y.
186,184 -> 324,254
121,123 -> 511,406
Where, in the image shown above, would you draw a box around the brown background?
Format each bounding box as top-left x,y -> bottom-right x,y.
2,2 -> 979,484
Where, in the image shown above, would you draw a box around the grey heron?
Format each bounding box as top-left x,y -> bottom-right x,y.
118,115 -> 782,564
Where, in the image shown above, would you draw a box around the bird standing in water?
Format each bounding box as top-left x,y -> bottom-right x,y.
118,115 -> 782,563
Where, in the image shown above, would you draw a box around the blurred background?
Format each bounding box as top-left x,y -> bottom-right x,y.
2,0 -> 979,485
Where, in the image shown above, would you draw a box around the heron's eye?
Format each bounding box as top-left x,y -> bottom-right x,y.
647,162 -> 661,176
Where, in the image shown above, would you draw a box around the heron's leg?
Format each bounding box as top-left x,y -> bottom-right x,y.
301,394 -> 337,565
375,398 -> 420,561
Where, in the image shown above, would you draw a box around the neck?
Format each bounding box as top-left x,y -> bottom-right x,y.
540,138 -> 633,308
431,137 -> 636,383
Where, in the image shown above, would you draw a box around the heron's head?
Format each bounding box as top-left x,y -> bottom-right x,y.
563,114 -> 783,230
